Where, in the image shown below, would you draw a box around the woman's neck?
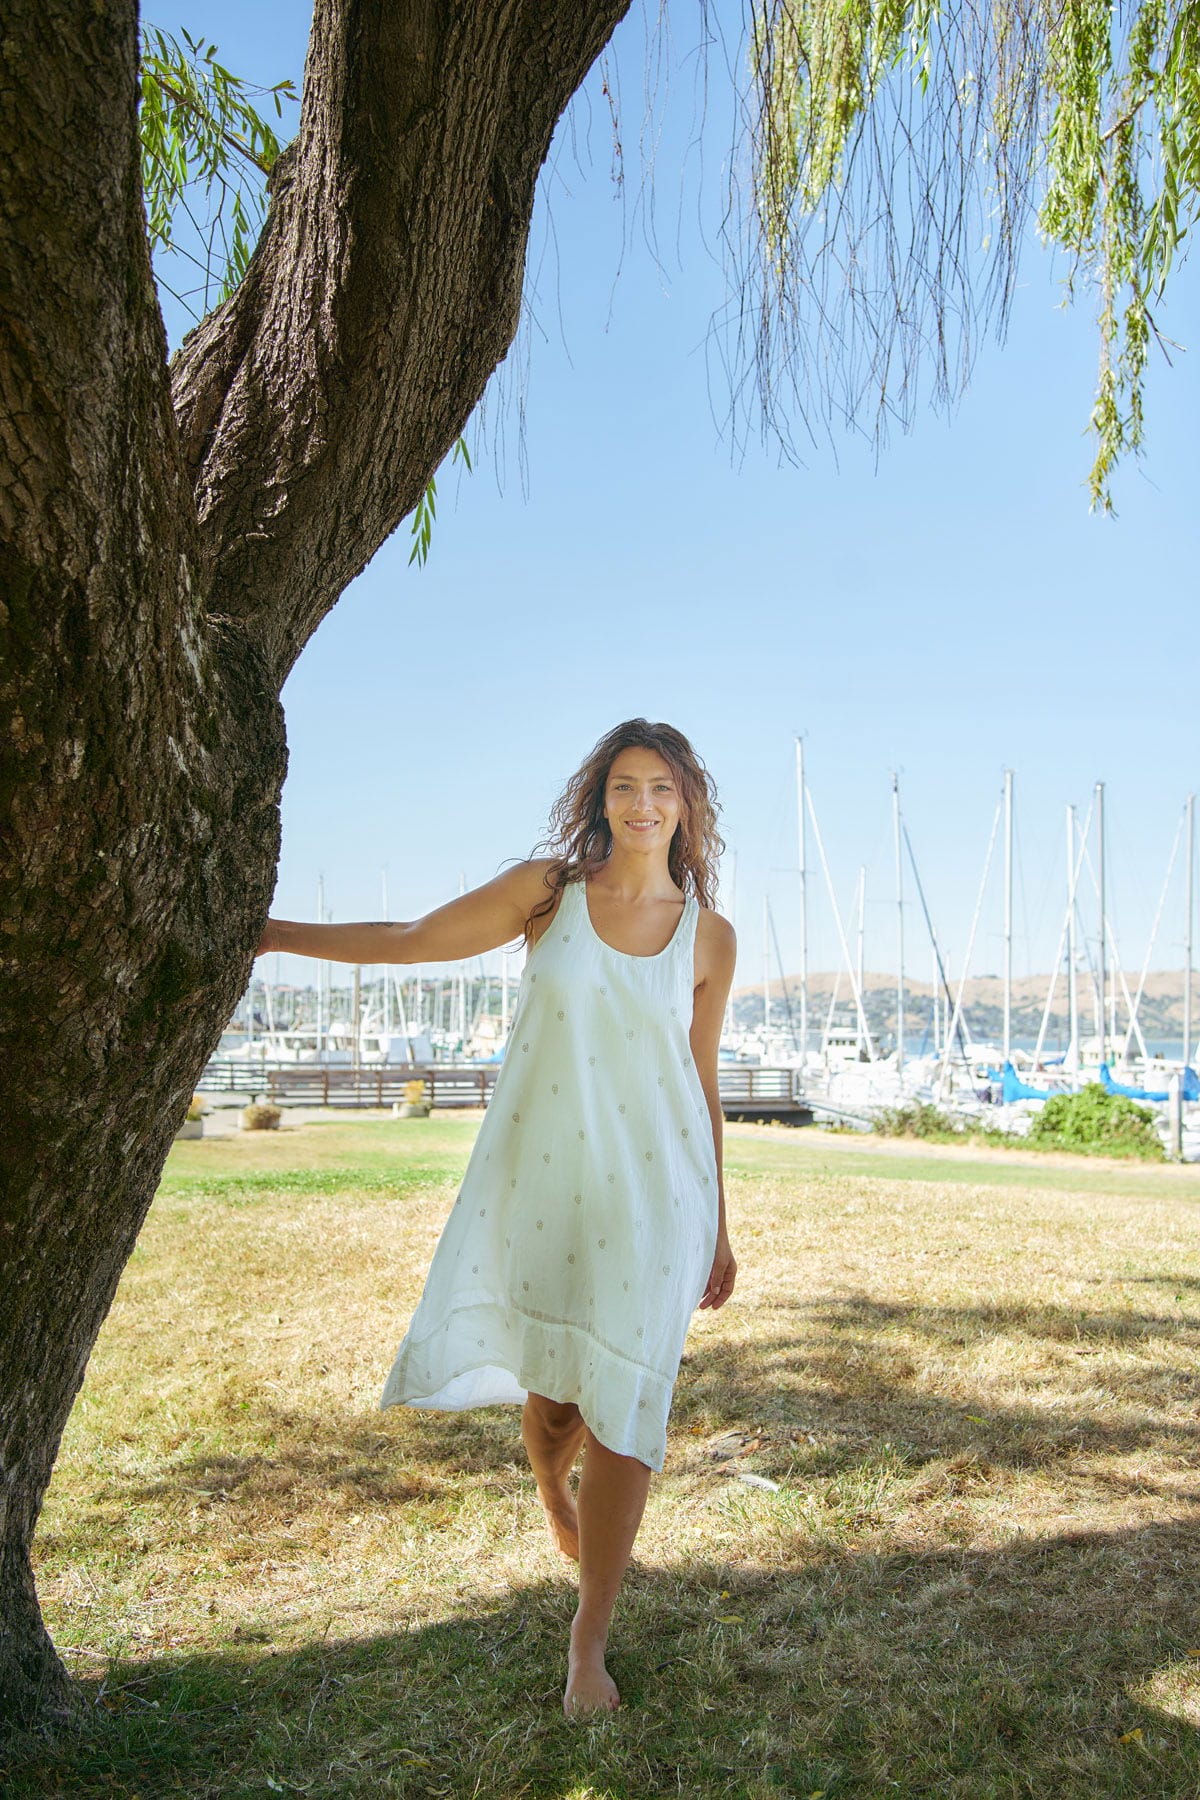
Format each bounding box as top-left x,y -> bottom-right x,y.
590,846 -> 679,900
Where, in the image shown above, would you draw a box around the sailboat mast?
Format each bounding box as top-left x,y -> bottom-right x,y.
892,773 -> 904,1075
723,849 -> 738,1039
381,869 -> 391,1037
1096,781 -> 1106,1065
316,873 -> 327,1058
1003,769 -> 1013,1067
1066,805 -> 1079,1069
1186,792 -> 1195,1067
762,893 -> 771,1038
795,737 -> 808,1061
855,864 -> 866,1053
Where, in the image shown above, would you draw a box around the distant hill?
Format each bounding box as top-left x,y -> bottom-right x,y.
731,970 -> 1199,1042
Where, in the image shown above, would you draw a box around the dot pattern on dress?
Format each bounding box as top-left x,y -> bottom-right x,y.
512,1111 -> 520,1123
552,1083 -> 559,1094
557,1010 -> 565,1021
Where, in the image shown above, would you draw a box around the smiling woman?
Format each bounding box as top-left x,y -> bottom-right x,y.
257,719 -> 737,1717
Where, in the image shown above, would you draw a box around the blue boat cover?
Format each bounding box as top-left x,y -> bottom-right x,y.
1001,1061 -> 1053,1102
1100,1062 -> 1199,1102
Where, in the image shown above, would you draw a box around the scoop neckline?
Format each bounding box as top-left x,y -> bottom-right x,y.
580,878 -> 691,961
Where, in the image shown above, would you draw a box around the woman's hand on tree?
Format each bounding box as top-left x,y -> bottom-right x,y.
699,1234 -> 736,1310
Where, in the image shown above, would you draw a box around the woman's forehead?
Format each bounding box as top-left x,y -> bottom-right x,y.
607,749 -> 676,781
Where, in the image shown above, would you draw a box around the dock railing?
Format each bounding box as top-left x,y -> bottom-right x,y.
198,1060 -> 812,1120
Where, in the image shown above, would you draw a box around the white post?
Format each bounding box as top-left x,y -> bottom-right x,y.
1066,805 -> 1079,1071
892,773 -> 905,1076
1003,769 -> 1013,1067
796,737 -> 809,1063
1186,792 -> 1195,1067
1168,1070 -> 1183,1161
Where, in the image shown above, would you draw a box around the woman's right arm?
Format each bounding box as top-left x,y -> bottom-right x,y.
258,860 -> 556,965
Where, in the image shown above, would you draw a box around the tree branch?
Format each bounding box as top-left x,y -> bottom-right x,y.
170,0 -> 632,686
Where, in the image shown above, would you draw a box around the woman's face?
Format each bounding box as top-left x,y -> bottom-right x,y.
602,748 -> 683,857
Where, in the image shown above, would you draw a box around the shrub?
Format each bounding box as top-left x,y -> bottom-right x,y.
1026,1083 -> 1164,1160
241,1102 -> 282,1131
873,1101 -> 963,1140
185,1093 -> 207,1122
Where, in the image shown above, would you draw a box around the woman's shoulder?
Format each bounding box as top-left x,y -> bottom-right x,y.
694,904 -> 736,970
499,856 -> 565,899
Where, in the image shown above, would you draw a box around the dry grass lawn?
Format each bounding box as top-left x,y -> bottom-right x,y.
6,1115 -> 1200,1798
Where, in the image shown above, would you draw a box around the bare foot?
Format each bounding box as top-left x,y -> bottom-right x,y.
536,1481 -> 580,1561
563,1629 -> 620,1717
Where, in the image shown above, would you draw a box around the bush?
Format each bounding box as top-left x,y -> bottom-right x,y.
241,1102 -> 282,1131
1026,1083 -> 1164,1160
873,1101 -> 963,1140
185,1093 -> 207,1122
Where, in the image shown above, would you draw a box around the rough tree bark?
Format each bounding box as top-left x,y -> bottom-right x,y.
0,0 -> 630,1732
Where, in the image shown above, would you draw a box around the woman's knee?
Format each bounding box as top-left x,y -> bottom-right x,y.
525,1391 -> 582,1433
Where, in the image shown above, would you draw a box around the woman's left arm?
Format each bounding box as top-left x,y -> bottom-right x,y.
690,910 -> 738,1310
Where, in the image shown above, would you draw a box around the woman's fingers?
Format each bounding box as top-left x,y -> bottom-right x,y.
698,1250 -> 736,1310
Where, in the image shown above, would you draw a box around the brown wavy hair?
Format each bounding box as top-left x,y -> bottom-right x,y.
526,719 -> 724,940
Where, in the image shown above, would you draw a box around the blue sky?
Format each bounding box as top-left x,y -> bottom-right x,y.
152,3 -> 1198,993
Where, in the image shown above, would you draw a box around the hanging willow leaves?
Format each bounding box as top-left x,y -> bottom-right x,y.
138,26 -> 469,554
749,0 -> 1198,509
408,438 -> 474,566
139,26 -> 295,314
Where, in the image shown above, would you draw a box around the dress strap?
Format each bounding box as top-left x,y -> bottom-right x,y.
674,893 -> 700,964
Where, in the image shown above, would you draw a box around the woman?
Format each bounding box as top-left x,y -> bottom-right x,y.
258,719 -> 737,1715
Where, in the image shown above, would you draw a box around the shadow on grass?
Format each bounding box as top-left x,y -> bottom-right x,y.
43,1283 -> 1200,1569
673,1289 -> 1200,1473
8,1519 -> 1200,1799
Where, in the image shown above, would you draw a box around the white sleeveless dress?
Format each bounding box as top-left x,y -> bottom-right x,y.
380,878 -> 719,1470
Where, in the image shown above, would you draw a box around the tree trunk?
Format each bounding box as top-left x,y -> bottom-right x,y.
0,0 -> 629,1732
